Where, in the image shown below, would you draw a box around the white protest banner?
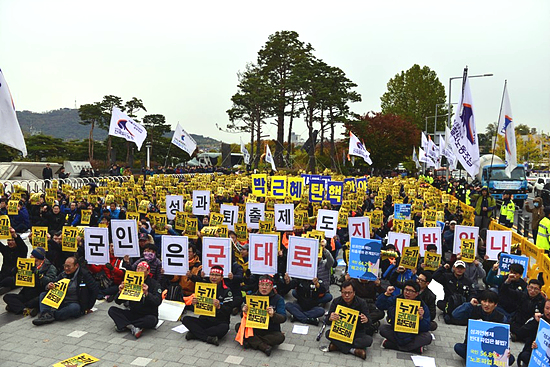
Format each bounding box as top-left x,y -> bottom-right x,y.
287,236 -> 318,280
84,227 -> 110,265
453,225 -> 479,255
111,219 -> 140,258
246,202 -> 265,230
202,237 -> 231,277
387,232 -> 410,255
171,123 -> 197,156
192,190 -> 210,216
220,204 -> 238,231
161,235 -> 189,275
417,227 -> 442,256
485,230 -> 512,260
109,107 -> 147,150
274,204 -> 294,231
166,195 -> 183,221
348,216 -> 370,239
248,233 -> 278,275
316,209 -> 338,238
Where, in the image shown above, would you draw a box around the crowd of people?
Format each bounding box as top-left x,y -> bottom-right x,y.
0,171 -> 549,365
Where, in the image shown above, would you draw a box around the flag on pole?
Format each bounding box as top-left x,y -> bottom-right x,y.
443,126 -> 457,170
419,147 -> 436,168
348,131 -> 372,165
171,123 -> 197,156
265,144 -> 276,171
412,147 -> 421,169
426,135 -> 439,163
109,107 -> 148,151
240,138 -> 250,165
0,69 -> 27,156
496,83 -> 517,177
421,132 -> 429,151
449,70 -> 480,178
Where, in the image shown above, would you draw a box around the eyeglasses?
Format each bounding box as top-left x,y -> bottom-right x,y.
527,286 -> 541,291
341,291 -> 354,296
404,288 -> 418,294
417,278 -> 427,283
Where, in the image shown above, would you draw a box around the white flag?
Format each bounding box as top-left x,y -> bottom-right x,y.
426,135 -> 439,163
419,147 -> 435,168
109,107 -> 147,150
412,147 -> 421,169
0,69 -> 27,156
449,72 -> 480,178
265,144 -> 277,171
421,132 -> 428,150
443,126 -> 457,170
240,138 -> 250,165
171,123 -> 197,156
497,84 -> 517,178
348,131 -> 372,165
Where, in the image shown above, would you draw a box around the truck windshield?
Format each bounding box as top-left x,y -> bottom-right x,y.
488,167 -> 526,181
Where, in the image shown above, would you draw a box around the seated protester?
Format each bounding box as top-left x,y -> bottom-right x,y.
182,265 -> 235,346
344,274 -> 385,331
442,220 -> 456,254
325,280 -> 373,360
167,244 -> 202,299
379,243 -> 399,276
455,253 -> 486,291
316,239 -> 334,304
484,254 -> 506,293
45,230 -> 74,274
451,290 -> 515,366
497,263 -> 527,320
228,256 -> 245,313
416,272 -> 438,331
45,204 -> 66,233
433,260 -> 476,325
510,279 -> 545,342
385,261 -> 417,297
376,281 -> 432,354
235,275 -> 286,356
3,247 -> 57,315
516,299 -> 550,366
9,200 -> 30,233
124,244 -> 163,284
33,256 -> 99,325
88,244 -> 124,301
285,277 -> 327,326
84,202 -> 100,227
418,244 -> 441,277
108,261 -> 162,339
0,228 -> 29,295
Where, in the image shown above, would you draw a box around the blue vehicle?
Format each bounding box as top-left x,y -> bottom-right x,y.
477,155 -> 529,205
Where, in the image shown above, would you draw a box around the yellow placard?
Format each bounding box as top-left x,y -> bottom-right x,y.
245,295 -> 270,329
15,258 -> 35,287
62,226 -> 78,252
235,223 -> 248,242
80,210 -> 92,225
371,210 -> 383,228
400,246 -> 420,270
328,305 -> 359,344
138,200 -> 150,214
53,353 -> 99,367
194,282 -> 217,317
210,212 -> 224,226
42,278 -> 71,309
127,212 -> 140,225
402,220 -> 415,235
174,212 -> 186,231
217,225 -> 228,238
31,226 -> 49,250
460,238 -> 475,263
0,215 -> 10,239
185,217 -> 198,239
423,252 -> 442,271
7,200 -> 19,215
394,298 -> 421,334
259,220 -> 273,234
127,198 -> 137,213
118,271 -> 145,301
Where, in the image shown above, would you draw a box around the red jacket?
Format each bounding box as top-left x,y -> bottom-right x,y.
88,256 -> 124,285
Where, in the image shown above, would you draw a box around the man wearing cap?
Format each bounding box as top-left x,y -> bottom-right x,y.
471,186 -> 496,230
0,227 -> 29,295
3,247 -> 57,315
433,260 -> 476,325
498,191 -> 515,228
536,207 -> 550,252
108,261 -> 163,338
182,265 -> 235,346
236,274 -> 286,356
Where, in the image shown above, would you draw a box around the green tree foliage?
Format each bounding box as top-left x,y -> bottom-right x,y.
78,102 -> 103,161
380,64 -> 448,132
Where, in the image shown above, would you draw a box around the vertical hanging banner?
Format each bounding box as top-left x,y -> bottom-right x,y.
62,226 -> 78,252
453,225 -> 479,254
529,318 -> 550,367
387,232 -> 410,255
31,226 -> 48,250
220,204 -> 238,231
161,235 -> 189,276
249,234 -> 278,275
202,237 -> 231,277
328,305 -> 359,344
400,247 -> 420,270
485,230 -> 512,260
394,298 -> 421,334
194,282 -> 217,317
41,279 -> 71,309
417,227 -> 442,256
166,195 -> 183,221
118,270 -> 144,301
461,238 -> 476,263
287,236 -> 319,280
111,219 -> 140,258
316,209 -> 338,238
348,238 -> 381,281
15,258 -> 35,287
348,216 -> 370,240
84,227 -> 110,265
466,320 -> 510,367
245,295 -> 270,329
192,190 -> 211,216
274,204 -> 294,231
246,202 -> 265,230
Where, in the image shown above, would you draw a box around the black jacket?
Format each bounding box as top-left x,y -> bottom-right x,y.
53,267 -> 99,312
418,287 -> 437,321
499,279 -> 528,314
0,235 -> 28,278
115,276 -> 163,317
326,295 -> 372,336
509,292 -> 545,327
433,266 -> 476,302
291,279 -> 327,311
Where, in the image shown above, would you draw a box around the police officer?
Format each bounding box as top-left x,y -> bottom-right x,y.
536,207 -> 550,252
499,191 -> 515,228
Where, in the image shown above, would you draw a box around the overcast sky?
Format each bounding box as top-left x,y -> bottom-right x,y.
1,0 -> 549,145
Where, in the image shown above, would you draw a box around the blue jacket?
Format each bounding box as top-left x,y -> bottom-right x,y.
9,207 -> 30,233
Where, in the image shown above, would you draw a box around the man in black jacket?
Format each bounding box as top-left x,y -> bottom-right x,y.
0,227 -> 29,294
509,279 -> 545,341
417,272 -> 438,331
33,256 -> 99,325
325,280 -> 373,360
182,265 -> 235,346
516,299 -> 550,366
108,261 -> 163,339
497,263 -> 528,320
285,277 -> 327,325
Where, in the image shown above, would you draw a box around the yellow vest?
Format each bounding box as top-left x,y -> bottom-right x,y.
536,217 -> 550,251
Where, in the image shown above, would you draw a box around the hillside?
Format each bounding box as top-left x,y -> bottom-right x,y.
16,108 -> 221,150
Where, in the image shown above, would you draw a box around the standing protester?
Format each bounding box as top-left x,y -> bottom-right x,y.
42,163 -> 53,188
498,191 -> 515,228
525,197 -> 544,239
470,186 -> 496,230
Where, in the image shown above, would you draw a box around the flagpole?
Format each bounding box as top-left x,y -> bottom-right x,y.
488,80 -> 507,186
164,141 -> 172,167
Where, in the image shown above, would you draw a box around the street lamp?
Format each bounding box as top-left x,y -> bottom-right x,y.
447,73 -> 494,127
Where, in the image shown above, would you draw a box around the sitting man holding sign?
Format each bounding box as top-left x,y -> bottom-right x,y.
108,261 -> 163,339
325,280 -> 373,360
33,256 -> 98,326
376,280 -> 432,354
